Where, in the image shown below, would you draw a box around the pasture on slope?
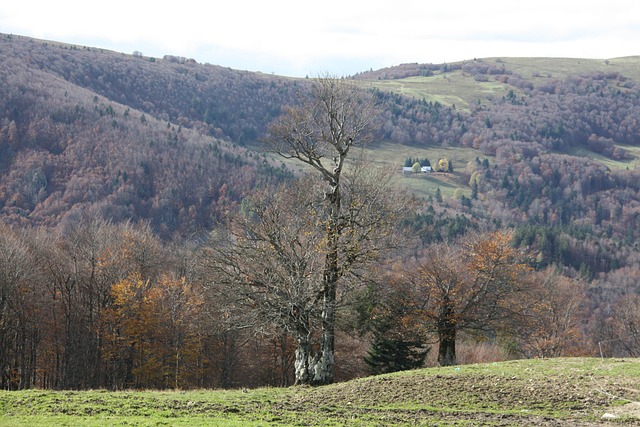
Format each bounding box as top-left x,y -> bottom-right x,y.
361,142 -> 483,199
360,56 -> 640,110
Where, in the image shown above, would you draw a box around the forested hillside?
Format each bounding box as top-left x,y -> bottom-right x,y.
361,57 -> 640,278
0,34 -> 293,237
1,33 -> 640,390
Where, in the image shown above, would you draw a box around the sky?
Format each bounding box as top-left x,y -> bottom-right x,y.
1,1 -> 640,77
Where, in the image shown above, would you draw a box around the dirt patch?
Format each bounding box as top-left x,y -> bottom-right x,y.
602,401 -> 640,421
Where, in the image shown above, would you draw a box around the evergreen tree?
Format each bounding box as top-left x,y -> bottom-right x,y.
360,279 -> 429,375
471,180 -> 478,200
364,331 -> 428,375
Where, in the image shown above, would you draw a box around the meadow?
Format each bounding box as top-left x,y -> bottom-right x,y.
362,56 -> 640,110
2,358 -> 638,426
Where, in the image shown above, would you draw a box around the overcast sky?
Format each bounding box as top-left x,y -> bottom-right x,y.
2,1 -> 639,77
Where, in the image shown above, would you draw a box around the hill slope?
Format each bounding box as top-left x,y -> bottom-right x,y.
2,33 -> 640,389
3,32 -> 640,279
0,34 -> 291,237
357,56 -> 640,280
356,56 -> 640,109
2,32 -> 640,308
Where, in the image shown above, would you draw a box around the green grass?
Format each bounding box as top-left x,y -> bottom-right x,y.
260,136 -> 639,203
0,387 -> 296,426
255,140 -> 485,199
489,56 -> 640,86
564,145 -> 640,170
364,74 -> 511,110
361,141 -> 483,170
360,56 -> 640,110
2,358 -> 638,426
620,146 -> 640,169
360,141 -> 483,198
258,56 -> 640,198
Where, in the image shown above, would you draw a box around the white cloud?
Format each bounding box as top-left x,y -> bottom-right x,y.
1,0 -> 639,76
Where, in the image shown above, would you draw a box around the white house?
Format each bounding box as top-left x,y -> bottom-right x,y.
403,166 -> 432,173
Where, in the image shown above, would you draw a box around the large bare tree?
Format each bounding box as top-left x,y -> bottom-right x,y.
263,76 -> 384,384
201,161 -> 408,385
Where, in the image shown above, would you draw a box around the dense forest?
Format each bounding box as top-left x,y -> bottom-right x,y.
1,33 -> 640,390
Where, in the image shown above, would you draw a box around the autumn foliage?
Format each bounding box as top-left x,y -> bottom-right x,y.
103,274 -> 205,389
0,219 -> 304,390
391,231 -> 531,365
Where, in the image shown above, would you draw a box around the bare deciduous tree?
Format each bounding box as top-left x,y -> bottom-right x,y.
200,178 -> 325,384
262,75 -> 382,384
514,268 -> 587,358
200,163 -> 408,385
0,224 -> 37,389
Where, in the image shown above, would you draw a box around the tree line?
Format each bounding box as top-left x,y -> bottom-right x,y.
3,213 -> 634,390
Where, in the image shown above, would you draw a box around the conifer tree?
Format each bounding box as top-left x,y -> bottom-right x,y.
364,327 -> 427,375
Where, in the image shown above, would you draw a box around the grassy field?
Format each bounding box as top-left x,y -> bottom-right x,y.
360,141 -> 483,199
360,56 -> 640,110
1,358 -> 639,426
260,137 -> 640,204
565,145 -> 640,171
490,56 -> 640,87
362,74 -> 511,110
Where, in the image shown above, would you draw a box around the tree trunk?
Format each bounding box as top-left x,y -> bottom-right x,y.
311,190 -> 340,385
306,258 -> 338,386
293,334 -> 312,385
437,302 -> 457,366
219,331 -> 238,388
312,282 -> 336,385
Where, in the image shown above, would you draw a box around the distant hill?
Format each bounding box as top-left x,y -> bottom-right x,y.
3,33 -> 640,391
354,56 -> 640,281
354,56 -> 640,109
3,33 -> 640,282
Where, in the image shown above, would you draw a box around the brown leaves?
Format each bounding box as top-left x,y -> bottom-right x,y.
514,268 -> 588,358
103,273 -> 205,388
401,231 -> 533,342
